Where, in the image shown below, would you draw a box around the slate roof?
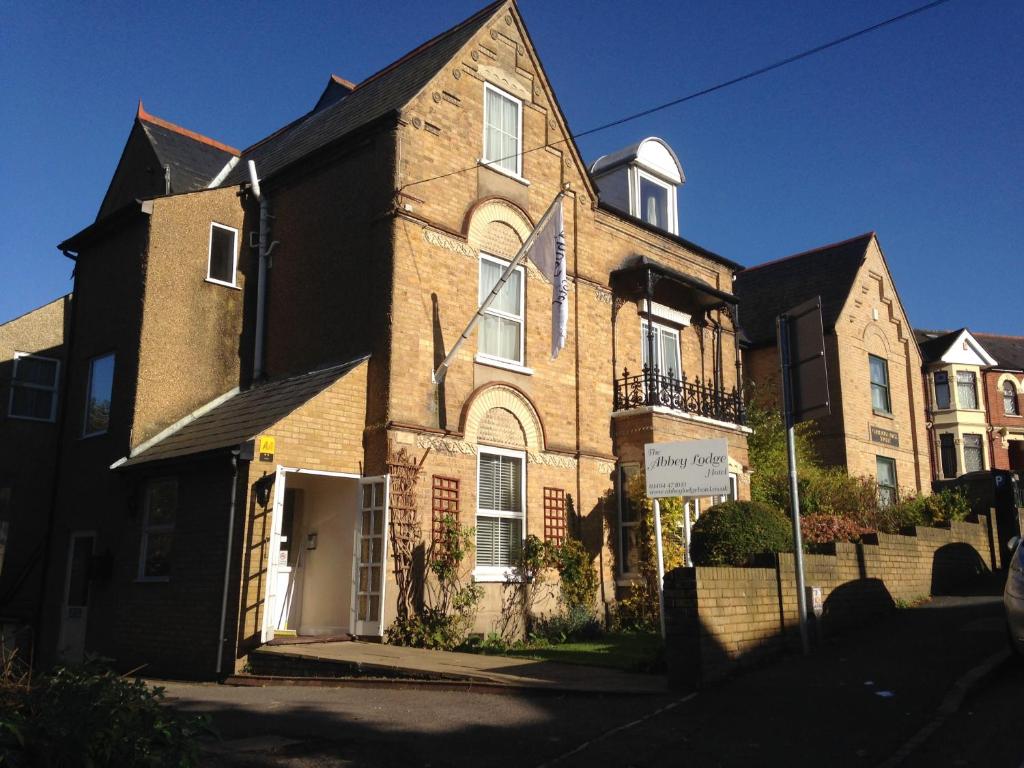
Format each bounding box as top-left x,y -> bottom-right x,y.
120,357 -> 368,467
914,328 -> 965,364
220,0 -> 503,186
137,104 -> 238,193
974,333 -> 1024,371
733,232 -> 874,348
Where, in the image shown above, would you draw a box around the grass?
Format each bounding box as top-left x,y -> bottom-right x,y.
491,632 -> 664,673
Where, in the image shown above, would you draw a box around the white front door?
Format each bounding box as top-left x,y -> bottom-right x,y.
262,467 -> 288,642
352,475 -> 389,637
57,532 -> 94,663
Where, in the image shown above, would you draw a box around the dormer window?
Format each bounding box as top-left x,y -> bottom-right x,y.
636,171 -> 674,231
590,137 -> 684,235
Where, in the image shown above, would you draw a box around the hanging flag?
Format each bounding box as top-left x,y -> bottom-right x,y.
525,198 -> 568,359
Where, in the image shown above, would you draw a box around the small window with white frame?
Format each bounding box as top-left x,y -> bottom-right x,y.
476,447 -> 525,578
633,169 -> 677,234
478,253 -> 524,366
640,319 -> 682,378
8,353 -> 59,422
138,477 -> 177,581
719,472 -> 739,504
482,83 -> 522,177
207,222 -> 239,287
83,353 -> 115,437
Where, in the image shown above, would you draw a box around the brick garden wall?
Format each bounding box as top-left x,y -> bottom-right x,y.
664,515 -> 998,689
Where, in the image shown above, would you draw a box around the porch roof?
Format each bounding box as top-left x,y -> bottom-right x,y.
609,254 -> 738,313
117,356 -> 368,468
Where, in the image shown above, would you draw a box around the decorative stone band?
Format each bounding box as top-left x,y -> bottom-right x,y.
423,228 -> 474,258
413,433 -> 578,468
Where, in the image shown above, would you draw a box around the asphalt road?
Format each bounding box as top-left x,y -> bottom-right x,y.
161,591 -> 1015,767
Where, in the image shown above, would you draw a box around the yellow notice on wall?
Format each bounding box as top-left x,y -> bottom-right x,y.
258,435 -> 276,462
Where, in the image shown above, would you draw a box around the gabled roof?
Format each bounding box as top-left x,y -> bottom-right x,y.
118,357 -> 368,468
733,232 -> 875,348
137,103 -> 239,192
914,327 -> 997,367
219,0 -> 504,186
973,333 -> 1024,372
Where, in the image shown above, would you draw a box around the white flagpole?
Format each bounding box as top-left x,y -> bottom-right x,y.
432,191 -> 565,384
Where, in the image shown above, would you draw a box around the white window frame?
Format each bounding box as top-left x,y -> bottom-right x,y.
474,445 -> 526,582
955,370 -> 980,410
869,354 -> 892,415
82,352 -> 115,438
962,433 -> 986,473
640,319 -> 682,378
719,472 -> 740,504
477,252 -> 525,367
206,222 -> 239,288
8,352 -> 60,422
632,168 -> 678,234
482,82 -> 523,179
137,477 -> 177,583
875,456 -> 898,507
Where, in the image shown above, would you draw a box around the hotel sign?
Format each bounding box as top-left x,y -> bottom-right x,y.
644,438 -> 730,498
870,426 -> 899,448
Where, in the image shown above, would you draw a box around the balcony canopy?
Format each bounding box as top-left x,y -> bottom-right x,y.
610,255 -> 738,315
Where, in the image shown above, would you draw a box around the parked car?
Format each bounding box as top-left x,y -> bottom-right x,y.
1007,536 -> 1024,656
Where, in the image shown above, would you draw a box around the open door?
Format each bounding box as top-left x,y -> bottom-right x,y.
57,532 -> 94,663
352,475 -> 389,636
261,466 -> 288,643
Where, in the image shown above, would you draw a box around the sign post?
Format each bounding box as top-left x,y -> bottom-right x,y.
776,296 -> 831,655
644,438 -> 730,639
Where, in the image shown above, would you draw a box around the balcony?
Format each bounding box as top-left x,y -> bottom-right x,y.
614,365 -> 746,426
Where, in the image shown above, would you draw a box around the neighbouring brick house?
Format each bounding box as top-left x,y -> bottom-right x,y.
915,328 -> 998,479
735,233 -> 930,502
972,333 -> 1024,472
36,0 -> 751,678
0,297 -> 70,639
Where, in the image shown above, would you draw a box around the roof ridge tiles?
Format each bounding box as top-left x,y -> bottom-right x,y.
136,100 -> 240,156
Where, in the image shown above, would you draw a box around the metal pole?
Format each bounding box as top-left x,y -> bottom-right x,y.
652,498 -> 667,639
683,500 -> 693,568
645,275 -> 657,404
779,313 -> 810,655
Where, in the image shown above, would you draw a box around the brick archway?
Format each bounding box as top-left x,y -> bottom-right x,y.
461,384 -> 545,452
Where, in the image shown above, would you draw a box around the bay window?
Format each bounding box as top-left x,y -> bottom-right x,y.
933,371 -> 950,410
963,434 -> 984,472
956,371 -> 978,409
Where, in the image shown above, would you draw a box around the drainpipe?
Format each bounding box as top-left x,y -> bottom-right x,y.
215,449 -> 241,676
645,270 -> 657,405
248,161 -> 275,381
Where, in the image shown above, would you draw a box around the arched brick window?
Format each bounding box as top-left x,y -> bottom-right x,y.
1004,380 -> 1020,416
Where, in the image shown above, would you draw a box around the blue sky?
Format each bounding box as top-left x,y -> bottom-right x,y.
2,0 -> 1021,333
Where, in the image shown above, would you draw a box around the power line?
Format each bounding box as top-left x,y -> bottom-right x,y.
401,0 -> 953,190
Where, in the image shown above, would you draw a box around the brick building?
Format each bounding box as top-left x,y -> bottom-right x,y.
735,233 -> 930,501
915,328 -> 998,479
972,334 -> 1024,471
0,297 -> 70,638
36,0 -> 751,677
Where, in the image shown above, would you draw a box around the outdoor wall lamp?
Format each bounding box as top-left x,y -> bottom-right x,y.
253,472 -> 275,507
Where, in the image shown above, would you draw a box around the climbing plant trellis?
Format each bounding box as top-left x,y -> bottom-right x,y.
386,442 -> 429,627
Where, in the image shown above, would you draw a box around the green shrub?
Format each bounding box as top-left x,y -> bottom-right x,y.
0,657 -> 211,767
690,500 -> 794,566
386,515 -> 483,650
876,488 -> 970,533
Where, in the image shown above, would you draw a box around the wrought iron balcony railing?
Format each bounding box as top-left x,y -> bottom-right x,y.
614,366 -> 746,426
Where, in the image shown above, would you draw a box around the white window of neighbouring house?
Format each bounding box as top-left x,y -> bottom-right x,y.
618,465 -> 641,576
963,434 -> 984,473
933,371 -> 951,410
138,478 -> 177,581
207,223 -> 239,287
483,83 -> 522,177
641,320 -> 682,378
875,456 -> 898,507
956,371 -> 979,409
869,355 -> 891,415
1003,380 -> 1019,416
83,353 -> 114,437
8,353 -> 59,422
635,170 -> 677,234
478,253 -> 524,365
719,472 -> 739,504
476,448 -> 525,576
